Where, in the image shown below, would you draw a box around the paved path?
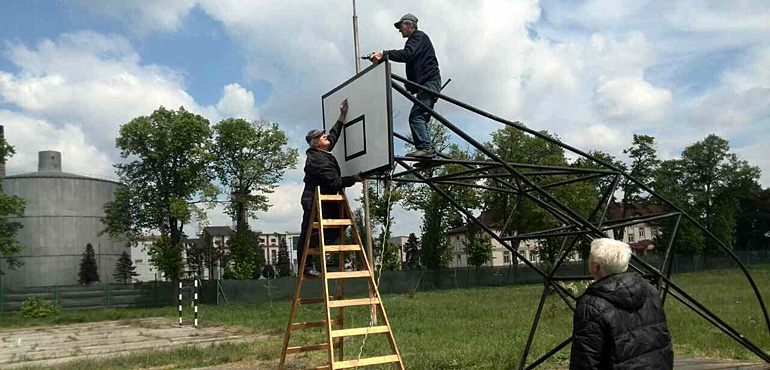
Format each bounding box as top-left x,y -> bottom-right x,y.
0,317 -> 263,369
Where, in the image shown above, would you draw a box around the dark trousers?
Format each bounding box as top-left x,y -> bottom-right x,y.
408,78 -> 442,152
297,202 -> 342,270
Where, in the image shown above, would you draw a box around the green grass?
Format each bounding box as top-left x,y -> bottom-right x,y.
3,266 -> 769,369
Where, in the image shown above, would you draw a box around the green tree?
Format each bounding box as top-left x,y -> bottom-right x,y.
78,243 -> 100,285
421,192 -> 452,269
463,220 -> 493,268
226,229 -> 261,279
0,135 -> 26,273
113,251 -> 138,284
481,124 -> 600,268
102,106 -> 214,280
212,119 -> 298,232
277,237 -> 292,277
404,233 -> 421,270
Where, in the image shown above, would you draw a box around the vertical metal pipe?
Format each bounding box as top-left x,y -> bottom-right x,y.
106,276 -> 110,308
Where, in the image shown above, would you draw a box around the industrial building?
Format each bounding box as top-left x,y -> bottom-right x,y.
0,150 -> 126,288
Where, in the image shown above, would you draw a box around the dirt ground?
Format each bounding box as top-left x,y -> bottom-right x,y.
0,317 -> 264,369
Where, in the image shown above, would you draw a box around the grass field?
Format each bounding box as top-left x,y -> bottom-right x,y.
3,266 -> 769,369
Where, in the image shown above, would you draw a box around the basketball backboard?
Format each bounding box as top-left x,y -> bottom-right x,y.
322,61 -> 393,177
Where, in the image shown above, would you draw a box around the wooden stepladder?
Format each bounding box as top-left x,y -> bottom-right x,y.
279,187 -> 405,370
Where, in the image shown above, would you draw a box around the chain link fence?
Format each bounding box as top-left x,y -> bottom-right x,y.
1,250 -> 768,314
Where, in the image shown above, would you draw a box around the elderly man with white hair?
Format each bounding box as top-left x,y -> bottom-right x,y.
570,238 -> 673,370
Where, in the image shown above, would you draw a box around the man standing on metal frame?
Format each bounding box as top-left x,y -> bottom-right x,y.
298,100 -> 363,278
370,13 -> 442,159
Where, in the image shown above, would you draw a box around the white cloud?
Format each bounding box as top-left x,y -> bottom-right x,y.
71,0 -> 199,35
0,110 -> 113,179
215,83 -> 259,121
666,0 -> 770,32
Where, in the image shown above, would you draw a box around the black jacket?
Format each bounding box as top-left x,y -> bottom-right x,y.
385,30 -> 440,94
570,272 -> 673,370
301,120 -> 356,209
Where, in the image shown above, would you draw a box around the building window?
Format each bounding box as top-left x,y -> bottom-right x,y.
503,251 -> 511,264
135,259 -> 143,263
457,254 -> 461,262
271,250 -> 277,264
628,233 -> 635,243
639,227 -> 645,239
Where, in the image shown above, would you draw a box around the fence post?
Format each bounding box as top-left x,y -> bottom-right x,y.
0,284 -> 4,316
54,277 -> 58,304
154,275 -> 158,307
106,276 -> 111,308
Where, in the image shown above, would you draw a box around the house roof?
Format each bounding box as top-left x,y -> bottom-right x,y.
203,226 -> 234,237
448,211 -> 501,235
629,239 -> 654,250
607,203 -> 665,220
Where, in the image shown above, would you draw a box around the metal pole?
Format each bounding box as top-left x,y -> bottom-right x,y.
106,276 -> 110,308
352,0 -> 377,325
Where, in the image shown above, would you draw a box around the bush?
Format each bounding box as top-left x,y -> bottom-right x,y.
19,296 -> 62,318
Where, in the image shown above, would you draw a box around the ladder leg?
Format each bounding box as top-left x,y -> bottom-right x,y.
317,188 -> 336,369
279,201 -> 318,369
337,214 -> 346,361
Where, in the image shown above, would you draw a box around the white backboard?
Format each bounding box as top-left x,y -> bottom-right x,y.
322,61 -> 393,177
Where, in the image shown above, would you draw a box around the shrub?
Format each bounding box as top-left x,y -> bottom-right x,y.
19,296 -> 62,318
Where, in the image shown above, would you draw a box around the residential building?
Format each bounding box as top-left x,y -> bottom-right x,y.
605,204 -> 663,256
389,235 -> 410,263
132,234 -> 161,282
447,212 -> 552,268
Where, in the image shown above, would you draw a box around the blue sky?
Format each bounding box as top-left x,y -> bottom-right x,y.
1,0 -> 768,237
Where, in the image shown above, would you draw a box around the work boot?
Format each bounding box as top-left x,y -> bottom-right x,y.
303,267 -> 321,278
406,149 -> 434,158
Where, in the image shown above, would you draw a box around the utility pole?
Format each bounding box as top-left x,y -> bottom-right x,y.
352,0 -> 377,324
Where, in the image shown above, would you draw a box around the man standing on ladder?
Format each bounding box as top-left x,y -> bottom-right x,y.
298,100 -> 363,278
370,13 -> 441,159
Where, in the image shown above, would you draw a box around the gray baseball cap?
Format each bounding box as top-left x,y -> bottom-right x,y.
305,129 -> 325,144
394,13 -> 418,29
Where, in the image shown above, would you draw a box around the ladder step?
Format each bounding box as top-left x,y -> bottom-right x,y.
331,325 -> 390,338
290,319 -> 341,330
334,355 -> 400,368
325,245 -> 362,252
327,297 -> 380,308
298,296 -> 339,305
326,271 -> 371,279
319,194 -> 345,201
286,343 -> 328,354
312,219 -> 354,228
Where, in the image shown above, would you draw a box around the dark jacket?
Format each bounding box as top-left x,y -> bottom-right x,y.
301,120 -> 356,210
385,30 -> 440,94
570,272 -> 673,370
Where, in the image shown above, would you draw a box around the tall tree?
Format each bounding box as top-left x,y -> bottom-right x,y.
226,228 -> 260,279
463,220 -> 493,268
404,233 -> 421,270
212,119 -> 298,232
102,106 -> 214,280
276,237 -> 292,277
0,135 -> 26,274
613,135 -> 661,239
78,243 -> 100,285
420,191 -> 453,269
113,250 -> 138,284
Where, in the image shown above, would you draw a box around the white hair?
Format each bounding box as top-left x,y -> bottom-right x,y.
589,238 -> 632,277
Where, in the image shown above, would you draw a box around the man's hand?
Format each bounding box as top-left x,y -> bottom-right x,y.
339,99 -> 348,122
369,50 -> 384,63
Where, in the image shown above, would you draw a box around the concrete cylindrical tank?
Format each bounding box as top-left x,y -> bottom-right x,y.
1,151 -> 125,288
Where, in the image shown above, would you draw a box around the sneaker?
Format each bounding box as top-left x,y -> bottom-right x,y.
406,149 -> 435,158
303,268 -> 321,278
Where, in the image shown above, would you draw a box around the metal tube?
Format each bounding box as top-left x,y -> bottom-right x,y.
396,72 -> 770,331
524,337 -> 573,370
519,287 -> 549,370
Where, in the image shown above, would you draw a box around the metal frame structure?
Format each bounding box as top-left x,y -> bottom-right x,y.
372,69 -> 769,368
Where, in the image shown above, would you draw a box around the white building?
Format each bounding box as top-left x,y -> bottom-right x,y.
447,212 -> 573,268
132,235 -> 162,282
605,205 -> 662,256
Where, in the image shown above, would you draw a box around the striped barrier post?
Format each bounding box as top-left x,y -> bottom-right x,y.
194,279 -> 198,328
178,281 -> 183,326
